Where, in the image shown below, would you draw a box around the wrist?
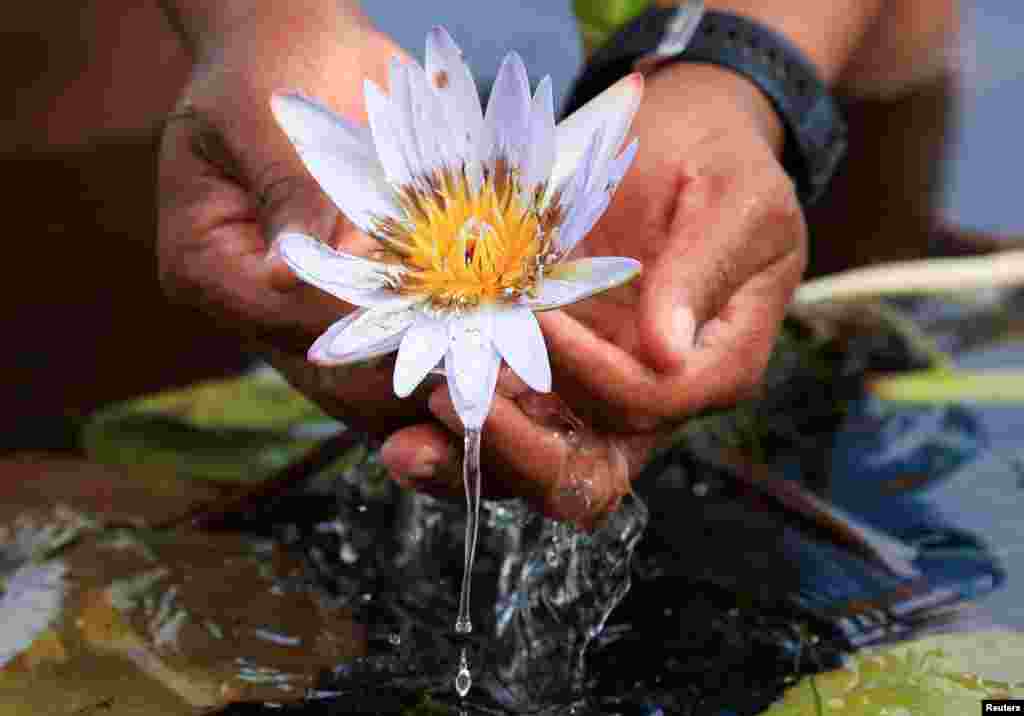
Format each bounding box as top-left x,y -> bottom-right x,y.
164,0 -> 373,66
647,62 -> 785,157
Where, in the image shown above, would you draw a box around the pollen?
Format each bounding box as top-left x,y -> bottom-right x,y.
371,162 -> 562,308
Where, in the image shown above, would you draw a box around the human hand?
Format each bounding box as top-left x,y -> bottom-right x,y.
380,64 -> 808,525
157,5 -> 437,435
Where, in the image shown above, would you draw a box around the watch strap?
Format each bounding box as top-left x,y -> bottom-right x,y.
566,7 -> 848,206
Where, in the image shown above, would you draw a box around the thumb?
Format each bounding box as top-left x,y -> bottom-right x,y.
252,122 -> 343,289
260,170 -> 341,290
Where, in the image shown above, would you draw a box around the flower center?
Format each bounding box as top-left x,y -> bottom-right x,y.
371,163 -> 563,308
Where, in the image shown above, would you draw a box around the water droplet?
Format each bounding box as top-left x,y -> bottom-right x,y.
387,632 -> 401,646
455,648 -> 472,698
339,543 -> 358,564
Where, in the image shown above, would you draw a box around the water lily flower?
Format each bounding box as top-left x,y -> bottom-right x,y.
271,27 -> 643,429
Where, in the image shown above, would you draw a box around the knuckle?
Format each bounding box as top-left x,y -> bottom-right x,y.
624,410 -> 662,433
733,350 -> 771,402
746,164 -> 803,228
156,239 -> 206,308
259,169 -> 305,214
257,165 -> 336,238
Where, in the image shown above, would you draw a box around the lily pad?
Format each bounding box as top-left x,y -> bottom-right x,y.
763,631 -> 1024,715
82,371 -> 341,483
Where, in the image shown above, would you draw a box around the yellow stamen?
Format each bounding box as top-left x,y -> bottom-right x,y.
372,163 -> 559,308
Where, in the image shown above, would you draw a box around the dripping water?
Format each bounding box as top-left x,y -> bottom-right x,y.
454,428 -> 482,695
456,428 -> 482,635
455,647 -> 472,699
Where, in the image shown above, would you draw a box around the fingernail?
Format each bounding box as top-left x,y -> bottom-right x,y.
406,461 -> 439,479
266,235 -> 302,289
379,434 -> 403,470
406,444 -> 445,479
381,439 -> 448,481
672,305 -> 696,353
265,233 -> 284,263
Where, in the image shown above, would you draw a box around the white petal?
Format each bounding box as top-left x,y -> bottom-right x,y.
558,192 -> 611,256
553,127 -> 604,253
425,26 -> 484,164
492,307 -> 551,392
278,232 -> 400,307
446,312 -> 500,429
308,300 -> 417,366
606,138 -> 639,190
393,315 -> 448,398
549,74 -> 643,194
364,79 -> 413,186
308,309 -> 366,363
520,75 -> 556,192
407,63 -> 455,174
482,51 -> 531,165
270,92 -> 397,231
388,60 -> 432,179
559,126 -> 602,213
526,256 -> 642,311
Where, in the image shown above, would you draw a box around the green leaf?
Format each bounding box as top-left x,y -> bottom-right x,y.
572,0 -> 651,54
871,370 -> 1024,404
82,371 -> 340,483
122,372 -> 334,433
763,631 -> 1024,715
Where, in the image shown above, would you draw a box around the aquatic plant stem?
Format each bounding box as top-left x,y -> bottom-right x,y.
794,249 -> 1024,305
455,428 -> 482,636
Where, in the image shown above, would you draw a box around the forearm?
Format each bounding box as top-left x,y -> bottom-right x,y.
674,0 -> 959,99
157,0 -> 372,60
694,0 -> 884,85
805,1 -> 959,275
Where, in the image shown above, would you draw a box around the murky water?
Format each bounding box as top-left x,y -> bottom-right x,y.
0,474 -> 368,714
2,290 -> 1023,714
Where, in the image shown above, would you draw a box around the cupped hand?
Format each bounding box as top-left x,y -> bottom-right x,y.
380,64 -> 808,526
157,9 -> 434,435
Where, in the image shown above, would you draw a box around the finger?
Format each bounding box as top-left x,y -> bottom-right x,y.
677,245 -> 806,409
537,309 -> 665,430
426,384 -> 648,527
538,239 -> 805,426
379,420 -> 522,500
158,110 -> 354,350
378,364 -> 530,488
379,421 -> 459,483
639,162 -> 805,373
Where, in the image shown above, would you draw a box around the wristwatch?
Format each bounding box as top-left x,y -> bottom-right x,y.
565,4 -> 847,206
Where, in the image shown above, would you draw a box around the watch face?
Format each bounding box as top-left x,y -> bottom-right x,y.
634,0 -> 706,74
